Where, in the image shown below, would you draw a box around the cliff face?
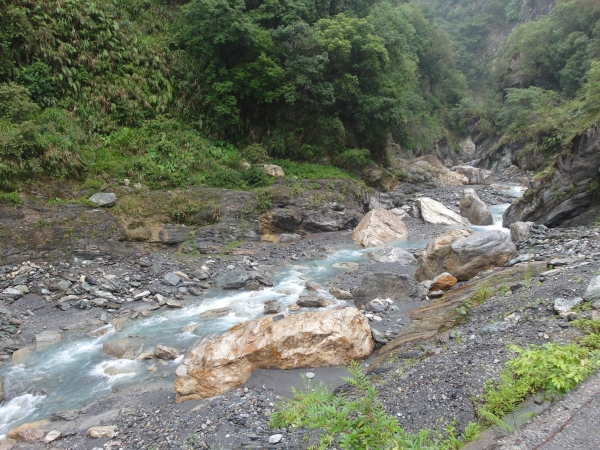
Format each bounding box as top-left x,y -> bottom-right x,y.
503,123 -> 600,227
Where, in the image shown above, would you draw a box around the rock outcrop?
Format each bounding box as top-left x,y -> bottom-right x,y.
453,166 -> 494,185
415,230 -> 517,281
503,124 -> 600,228
416,198 -> 468,226
459,188 -> 493,225
174,308 -> 373,402
351,208 -> 408,247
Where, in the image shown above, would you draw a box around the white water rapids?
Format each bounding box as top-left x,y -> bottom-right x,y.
0,183 -> 524,437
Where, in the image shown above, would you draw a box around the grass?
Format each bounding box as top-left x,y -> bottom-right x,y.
0,191 -> 22,206
272,159 -> 356,180
453,283 -> 493,323
270,361 -> 481,450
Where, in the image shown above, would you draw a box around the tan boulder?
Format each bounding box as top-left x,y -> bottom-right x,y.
416,230 -> 517,281
351,208 -> 408,248
7,420 -> 49,442
430,273 -> 458,291
154,345 -> 180,360
416,198 -> 468,226
174,307 -> 374,402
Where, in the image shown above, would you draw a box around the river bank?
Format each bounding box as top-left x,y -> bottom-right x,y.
2,180 -> 599,449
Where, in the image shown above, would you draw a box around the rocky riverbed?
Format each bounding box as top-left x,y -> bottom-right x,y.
2,176 -> 600,450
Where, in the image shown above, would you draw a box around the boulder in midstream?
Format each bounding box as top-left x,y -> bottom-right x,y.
174,308 -> 374,402
459,188 -> 493,225
351,208 -> 408,248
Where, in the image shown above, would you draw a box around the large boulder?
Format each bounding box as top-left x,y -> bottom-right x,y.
352,273 -> 427,308
174,308 -> 373,402
351,208 -> 408,248
453,166 -> 494,185
415,230 -> 517,281
88,192 -> 116,207
213,269 -> 251,289
459,188 -> 493,225
416,198 -> 468,226
420,229 -> 474,259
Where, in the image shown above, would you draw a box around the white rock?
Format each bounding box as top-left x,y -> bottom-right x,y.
416,197 -> 468,226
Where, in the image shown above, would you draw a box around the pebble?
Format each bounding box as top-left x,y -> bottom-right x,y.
269,434 -> 283,444
305,372 -> 315,379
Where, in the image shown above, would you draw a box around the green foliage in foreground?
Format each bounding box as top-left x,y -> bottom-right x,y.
270,362 -> 480,450
480,342 -> 600,423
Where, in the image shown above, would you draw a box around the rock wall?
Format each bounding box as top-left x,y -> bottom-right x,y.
503,124 -> 600,227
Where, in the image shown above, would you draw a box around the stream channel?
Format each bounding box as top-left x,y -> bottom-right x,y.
0,184 -> 524,437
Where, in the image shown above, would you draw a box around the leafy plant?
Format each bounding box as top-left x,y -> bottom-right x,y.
271,361 -> 480,450
480,343 -> 600,422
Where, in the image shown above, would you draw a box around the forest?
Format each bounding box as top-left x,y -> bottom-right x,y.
0,0 -> 599,191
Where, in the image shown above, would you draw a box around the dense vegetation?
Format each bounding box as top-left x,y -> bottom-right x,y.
426,0 -> 600,165
0,0 -> 466,191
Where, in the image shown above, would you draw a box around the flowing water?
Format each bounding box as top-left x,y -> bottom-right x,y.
0,183 -> 523,437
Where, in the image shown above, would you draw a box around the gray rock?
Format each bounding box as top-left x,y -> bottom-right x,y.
369,247 -> 417,265
415,230 -> 517,282
510,221 -> 533,242
269,434 -> 283,444
0,375 -> 4,404
352,273 -> 427,308
584,276 -> 600,302
459,188 -> 493,225
365,299 -> 388,312
453,166 -> 494,185
371,328 -> 388,344
329,287 -> 353,300
200,307 -> 230,318
554,297 -> 583,313
158,226 -> 190,245
188,286 -> 202,296
89,192 -> 117,207
305,281 -> 323,291
164,272 -> 181,286
296,296 -> 331,308
1,287 -> 23,299
166,300 -> 183,308
263,300 -> 281,314
428,290 -> 445,298
133,290 -> 151,300
102,338 -> 143,359
52,409 -> 79,421
279,233 -> 301,243
33,331 -> 61,348
549,257 -> 576,267
214,269 -> 251,289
